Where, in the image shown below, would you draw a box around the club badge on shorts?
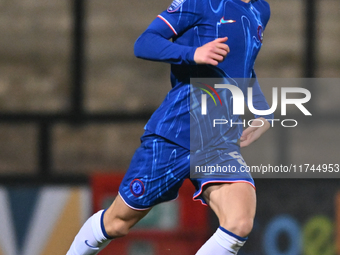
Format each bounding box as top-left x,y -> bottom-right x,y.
130,179 -> 145,197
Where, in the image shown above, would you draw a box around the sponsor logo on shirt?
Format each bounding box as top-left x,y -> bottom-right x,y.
220,17 -> 236,24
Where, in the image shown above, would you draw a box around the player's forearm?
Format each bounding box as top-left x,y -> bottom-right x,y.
247,71 -> 274,120
250,81 -> 274,120
134,29 -> 196,65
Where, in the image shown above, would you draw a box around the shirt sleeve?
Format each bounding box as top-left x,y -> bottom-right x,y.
254,0 -> 271,28
247,70 -> 274,120
134,0 -> 202,65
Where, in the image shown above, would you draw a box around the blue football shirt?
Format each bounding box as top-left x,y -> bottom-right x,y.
134,0 -> 273,150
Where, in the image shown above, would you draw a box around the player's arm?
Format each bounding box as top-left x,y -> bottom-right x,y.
240,0 -> 271,148
240,70 -> 273,148
134,19 -> 229,66
247,70 -> 274,120
134,0 -> 229,66
134,19 -> 197,65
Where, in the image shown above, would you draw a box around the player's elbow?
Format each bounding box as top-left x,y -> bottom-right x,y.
134,36 -> 143,58
134,32 -> 150,59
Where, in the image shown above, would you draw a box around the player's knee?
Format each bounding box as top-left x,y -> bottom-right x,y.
224,217 -> 254,238
105,218 -> 131,238
236,217 -> 254,237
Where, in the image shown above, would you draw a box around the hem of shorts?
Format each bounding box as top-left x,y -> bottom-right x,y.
192,180 -> 256,206
118,192 -> 152,211
118,192 -> 180,211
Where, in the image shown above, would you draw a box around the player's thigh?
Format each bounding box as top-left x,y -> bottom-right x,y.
103,194 -> 151,237
202,182 -> 256,234
119,133 -> 190,209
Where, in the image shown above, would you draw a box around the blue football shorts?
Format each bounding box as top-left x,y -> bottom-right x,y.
118,132 -> 255,210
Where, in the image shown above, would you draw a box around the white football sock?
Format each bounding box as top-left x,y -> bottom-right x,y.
66,210 -> 112,255
195,227 -> 247,255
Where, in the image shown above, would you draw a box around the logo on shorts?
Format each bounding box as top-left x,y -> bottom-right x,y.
130,179 -> 145,197
257,25 -> 263,43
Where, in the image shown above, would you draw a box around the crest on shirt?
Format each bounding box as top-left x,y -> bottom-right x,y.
167,0 -> 186,13
257,25 -> 264,43
130,179 -> 145,197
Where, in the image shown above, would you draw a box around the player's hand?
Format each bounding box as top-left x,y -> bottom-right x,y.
240,117 -> 270,148
194,37 -> 230,66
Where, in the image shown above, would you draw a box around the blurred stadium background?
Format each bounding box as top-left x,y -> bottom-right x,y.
0,0 -> 339,254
